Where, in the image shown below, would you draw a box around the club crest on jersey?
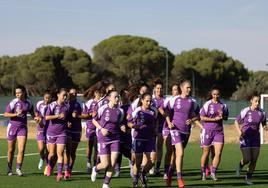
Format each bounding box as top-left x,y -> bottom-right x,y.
209,106 -> 214,114
105,116 -> 110,121
16,103 -> 22,112
55,107 -> 60,115
248,115 -> 253,123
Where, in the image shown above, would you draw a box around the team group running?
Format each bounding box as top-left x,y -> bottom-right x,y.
2,78 -> 267,188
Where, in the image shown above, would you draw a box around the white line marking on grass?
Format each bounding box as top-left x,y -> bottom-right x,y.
0,147 -> 86,159
0,152 -> 40,159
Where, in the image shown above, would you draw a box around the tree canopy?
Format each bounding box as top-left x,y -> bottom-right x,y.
0,36 -> 264,99
0,46 -> 94,95
92,35 -> 174,87
172,48 -> 249,98
232,71 -> 268,100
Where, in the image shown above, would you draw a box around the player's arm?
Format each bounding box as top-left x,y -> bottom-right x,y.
234,120 -> 242,136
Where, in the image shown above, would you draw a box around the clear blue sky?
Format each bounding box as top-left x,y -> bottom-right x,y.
1,0 -> 268,71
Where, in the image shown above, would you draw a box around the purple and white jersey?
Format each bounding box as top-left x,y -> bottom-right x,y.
236,107 -> 266,134
130,106 -> 158,140
162,96 -> 175,129
169,95 -> 199,134
128,97 -> 140,116
128,96 -> 157,116
200,100 -> 228,131
152,96 -> 165,127
95,104 -> 124,143
5,98 -> 32,127
97,96 -> 109,108
67,100 -> 82,133
83,99 -> 98,130
35,100 -> 49,131
46,101 -> 69,136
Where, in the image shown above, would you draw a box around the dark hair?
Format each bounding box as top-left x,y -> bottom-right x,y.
15,85 -> 28,98
100,80 -> 115,96
120,89 -> 128,98
43,89 -> 52,96
120,88 -> 131,104
57,88 -> 67,94
171,83 -> 179,89
139,82 -> 149,91
153,78 -> 163,88
178,79 -> 191,94
207,85 -> 221,100
69,88 -> 77,92
107,89 -> 117,97
247,91 -> 260,101
83,81 -> 102,100
138,92 -> 152,107
171,83 -> 179,95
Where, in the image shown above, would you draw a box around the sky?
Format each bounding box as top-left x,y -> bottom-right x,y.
1,0 -> 268,71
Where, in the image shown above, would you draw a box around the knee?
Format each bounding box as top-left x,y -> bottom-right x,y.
214,151 -> 222,158
250,158 -> 258,164
17,148 -> 25,155
103,162 -> 110,169
202,149 -> 210,156
176,151 -> 184,158
151,153 -> 157,163
8,147 -> 14,154
243,157 -> 251,164
49,151 -> 56,158
150,158 -> 156,164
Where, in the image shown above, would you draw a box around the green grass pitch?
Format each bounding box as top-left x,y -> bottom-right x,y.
0,140 -> 268,187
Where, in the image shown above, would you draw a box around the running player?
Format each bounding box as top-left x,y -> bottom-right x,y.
234,92 -> 267,185
166,79 -> 199,188
83,85 -> 101,173
129,83 -> 149,114
64,88 -> 83,180
114,89 -> 132,177
163,84 -> 179,186
45,88 -> 69,182
35,90 -> 52,170
200,86 -> 229,181
152,78 -> 165,175
91,90 -> 124,188
128,92 -> 158,188
4,85 -> 35,176
98,81 -> 116,108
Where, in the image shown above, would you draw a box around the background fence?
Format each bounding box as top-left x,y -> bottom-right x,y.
0,96 -> 255,125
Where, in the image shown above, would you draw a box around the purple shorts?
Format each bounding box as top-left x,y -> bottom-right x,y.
170,129 -> 190,146
46,134 -> 66,145
132,138 -> 156,154
67,131 -> 82,143
162,128 -> 170,137
7,124 -> 27,141
200,129 -> 224,147
85,127 -> 96,141
97,141 -> 120,155
240,132 -> 260,148
36,130 -> 46,142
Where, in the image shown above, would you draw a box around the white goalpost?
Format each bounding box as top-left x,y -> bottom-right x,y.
260,94 -> 268,144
